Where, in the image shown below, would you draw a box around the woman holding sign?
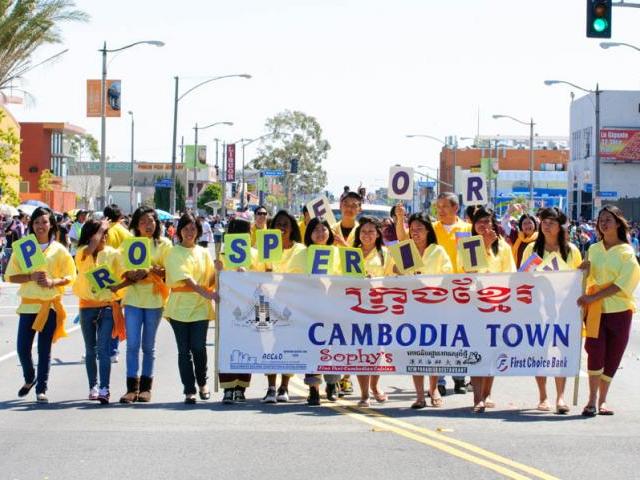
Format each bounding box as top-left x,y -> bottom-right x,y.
118,206 -> 172,404
74,219 -> 130,404
462,207 -> 515,413
389,212 -> 453,409
6,207 -> 76,403
522,207 -> 581,414
577,206 -> 640,417
352,217 -> 391,407
262,210 -> 306,404
165,213 -> 218,404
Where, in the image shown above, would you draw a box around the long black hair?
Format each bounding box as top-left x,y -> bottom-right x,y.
407,212 -> 438,246
304,217 -> 334,246
533,207 -> 569,261
28,207 -> 58,242
130,206 -> 161,243
78,219 -> 105,247
269,210 -> 301,244
471,206 -> 501,256
353,215 -> 384,264
597,205 -> 630,244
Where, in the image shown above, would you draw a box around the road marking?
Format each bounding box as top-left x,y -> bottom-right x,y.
288,380 -> 559,480
0,325 -> 81,364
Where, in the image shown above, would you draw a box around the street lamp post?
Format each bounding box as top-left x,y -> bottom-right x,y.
191,122 -> 233,212
169,74 -> 252,214
600,41 -> 640,52
99,40 -> 164,211
544,80 -> 600,219
492,114 -> 535,207
128,110 -> 135,213
405,134 -> 458,193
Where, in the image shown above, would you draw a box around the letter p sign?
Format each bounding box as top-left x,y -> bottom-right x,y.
388,166 -> 414,201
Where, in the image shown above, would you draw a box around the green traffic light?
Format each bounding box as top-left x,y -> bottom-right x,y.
593,18 -> 608,32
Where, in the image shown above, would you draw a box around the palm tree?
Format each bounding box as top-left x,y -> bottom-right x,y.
0,0 -> 88,100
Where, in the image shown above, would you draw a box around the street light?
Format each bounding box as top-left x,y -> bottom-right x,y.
405,134 -> 458,193
99,40 -> 164,211
127,110 -> 135,214
191,121 -> 233,212
232,133 -> 279,210
544,79 -> 600,219
169,73 -> 252,214
492,114 -> 535,206
600,41 -> 640,52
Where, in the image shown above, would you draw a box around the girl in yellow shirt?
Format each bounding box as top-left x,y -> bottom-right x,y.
262,210 -> 306,403
352,216 -> 392,407
578,206 -> 640,417
118,206 -> 172,404
7,207 -> 76,403
165,213 -> 218,404
74,219 -> 130,404
522,207 -> 581,414
462,207 -> 515,413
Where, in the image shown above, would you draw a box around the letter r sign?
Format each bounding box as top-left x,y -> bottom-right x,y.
465,173 -> 487,206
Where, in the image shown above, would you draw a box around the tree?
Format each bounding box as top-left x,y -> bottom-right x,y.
197,183 -> 221,213
0,109 -> 20,205
154,177 -> 185,212
252,110 -> 330,208
68,132 -> 99,161
0,1 -> 89,99
38,168 -> 54,191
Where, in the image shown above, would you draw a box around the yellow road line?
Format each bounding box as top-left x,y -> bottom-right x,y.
288,380 -> 559,480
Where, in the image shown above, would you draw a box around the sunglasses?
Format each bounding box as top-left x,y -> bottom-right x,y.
256,212 -> 268,216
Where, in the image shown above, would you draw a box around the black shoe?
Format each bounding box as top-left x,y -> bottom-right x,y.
437,384 -> 447,397
199,385 -> 211,400
184,394 -> 197,404
454,379 -> 467,394
234,388 -> 246,402
307,387 -> 321,406
18,382 -> 35,398
222,389 -> 235,404
326,383 -> 338,402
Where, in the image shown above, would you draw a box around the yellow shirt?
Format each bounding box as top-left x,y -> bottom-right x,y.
433,217 -> 472,273
587,241 -> 640,313
362,246 -> 390,278
6,241 -> 77,314
121,237 -> 173,309
458,238 -> 515,274
271,242 -> 307,274
250,223 -> 266,248
521,242 -> 583,271
73,245 -> 123,303
106,222 -> 133,249
331,220 -> 359,247
164,245 -> 216,322
298,219 -> 307,241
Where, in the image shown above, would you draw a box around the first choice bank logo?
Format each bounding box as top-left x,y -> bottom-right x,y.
496,353 -> 509,373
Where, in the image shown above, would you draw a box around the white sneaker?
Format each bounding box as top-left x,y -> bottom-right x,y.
276,387 -> 289,403
36,393 -> 48,403
89,386 -> 99,400
261,388 -> 277,404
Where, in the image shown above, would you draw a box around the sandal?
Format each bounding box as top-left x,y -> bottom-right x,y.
598,406 -> 615,416
411,399 -> 427,409
357,399 -> 371,408
581,405 -> 597,417
199,386 -> 210,400
556,404 -> 570,415
372,391 -> 387,403
537,400 -> 551,412
484,398 -> 495,409
472,402 -> 485,413
430,396 -> 443,408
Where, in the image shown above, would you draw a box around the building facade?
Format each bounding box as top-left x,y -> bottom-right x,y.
0,106 -> 22,205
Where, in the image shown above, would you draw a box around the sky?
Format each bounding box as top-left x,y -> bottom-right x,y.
8,0 -> 640,196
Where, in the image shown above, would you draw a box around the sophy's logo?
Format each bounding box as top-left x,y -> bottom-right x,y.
496,353 -> 509,373
232,284 -> 292,331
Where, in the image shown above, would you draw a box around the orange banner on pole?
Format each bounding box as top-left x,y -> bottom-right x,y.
87,79 -> 121,117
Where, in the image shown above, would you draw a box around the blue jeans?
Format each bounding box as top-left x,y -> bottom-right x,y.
80,307 -> 114,389
169,319 -> 208,394
124,306 -> 162,378
17,310 -> 56,394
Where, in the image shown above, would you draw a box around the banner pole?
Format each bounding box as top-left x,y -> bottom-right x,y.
574,253 -> 589,406
214,242 -> 222,393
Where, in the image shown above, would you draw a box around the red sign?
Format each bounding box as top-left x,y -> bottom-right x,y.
226,144 -> 236,182
87,79 -> 121,118
600,128 -> 640,162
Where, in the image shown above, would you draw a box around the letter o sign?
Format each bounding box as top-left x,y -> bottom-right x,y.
128,241 -> 146,266
388,166 -> 414,200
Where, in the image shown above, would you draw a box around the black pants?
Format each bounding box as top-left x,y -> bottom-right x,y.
169,319 -> 209,394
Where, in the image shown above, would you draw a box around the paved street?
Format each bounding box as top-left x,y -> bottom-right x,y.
1,279 -> 639,480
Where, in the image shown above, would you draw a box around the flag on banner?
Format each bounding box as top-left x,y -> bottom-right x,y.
480,158 -> 497,180
185,145 -> 207,169
518,253 -> 543,272
226,144 -> 236,182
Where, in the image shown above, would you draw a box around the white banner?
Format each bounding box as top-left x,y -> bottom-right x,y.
218,271 -> 583,376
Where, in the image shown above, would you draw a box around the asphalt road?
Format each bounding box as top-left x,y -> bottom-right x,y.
1,280 -> 639,480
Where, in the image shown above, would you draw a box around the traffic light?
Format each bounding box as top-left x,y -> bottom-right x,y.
587,0 -> 612,38
290,158 -> 299,174
231,182 -> 237,197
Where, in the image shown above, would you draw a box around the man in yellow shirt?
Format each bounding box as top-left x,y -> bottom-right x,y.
331,191 -> 361,247
250,205 -> 269,247
298,205 -> 310,240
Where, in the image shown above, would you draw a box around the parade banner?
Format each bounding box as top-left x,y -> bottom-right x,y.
218,270 -> 583,376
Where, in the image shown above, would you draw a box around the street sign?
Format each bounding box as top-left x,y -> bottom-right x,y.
263,169 -> 284,177
417,181 -> 435,188
599,191 -> 618,199
154,178 -> 173,188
